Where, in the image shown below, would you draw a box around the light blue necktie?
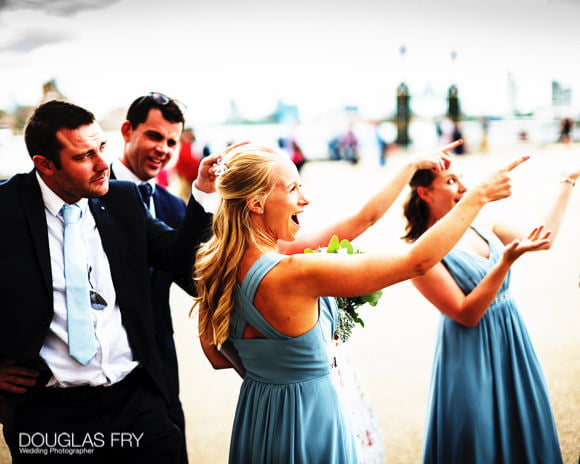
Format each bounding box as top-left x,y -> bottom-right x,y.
61,204 -> 97,365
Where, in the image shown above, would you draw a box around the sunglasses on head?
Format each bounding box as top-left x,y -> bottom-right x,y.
136,91 -> 187,114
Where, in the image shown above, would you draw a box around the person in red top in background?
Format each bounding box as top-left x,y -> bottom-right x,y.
173,128 -> 201,201
156,167 -> 171,189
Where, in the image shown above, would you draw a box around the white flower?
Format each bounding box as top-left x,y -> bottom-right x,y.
213,158 -> 227,177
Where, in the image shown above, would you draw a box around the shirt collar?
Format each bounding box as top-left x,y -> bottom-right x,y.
111,159 -> 156,192
35,171 -> 89,220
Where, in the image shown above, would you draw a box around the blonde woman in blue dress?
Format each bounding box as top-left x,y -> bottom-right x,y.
275,139 -> 464,463
201,139 -> 464,463
194,143 -> 525,464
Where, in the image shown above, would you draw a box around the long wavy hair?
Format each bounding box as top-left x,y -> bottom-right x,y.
193,144 -> 283,348
402,169 -> 436,243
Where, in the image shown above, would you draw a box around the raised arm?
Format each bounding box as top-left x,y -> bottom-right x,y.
399,156 -> 529,278
411,226 -> 551,327
493,167 -> 579,246
279,140 -> 461,254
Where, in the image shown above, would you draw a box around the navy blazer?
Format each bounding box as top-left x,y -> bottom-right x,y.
150,185 -> 188,337
110,170 -> 189,337
0,171 -> 212,399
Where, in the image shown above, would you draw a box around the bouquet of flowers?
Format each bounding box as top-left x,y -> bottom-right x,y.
305,236 -> 383,342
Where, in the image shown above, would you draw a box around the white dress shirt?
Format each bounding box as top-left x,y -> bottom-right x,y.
36,172 -> 138,387
191,185 -> 219,214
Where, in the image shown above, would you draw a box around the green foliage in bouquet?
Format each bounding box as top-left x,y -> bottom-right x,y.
304,235 -> 383,342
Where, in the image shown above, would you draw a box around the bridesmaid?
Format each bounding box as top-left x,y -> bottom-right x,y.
402,161 -> 578,463
194,143 -> 524,463
276,140 -> 463,463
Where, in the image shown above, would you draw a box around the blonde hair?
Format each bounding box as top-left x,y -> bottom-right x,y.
193,144 -> 283,348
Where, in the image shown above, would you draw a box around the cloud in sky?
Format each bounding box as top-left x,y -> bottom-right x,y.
0,0 -> 120,16
0,0 -> 120,54
0,0 -> 579,121
0,28 -> 70,53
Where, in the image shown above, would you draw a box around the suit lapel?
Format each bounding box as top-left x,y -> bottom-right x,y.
89,197 -> 124,289
152,190 -> 166,220
153,187 -> 185,227
22,172 -> 53,295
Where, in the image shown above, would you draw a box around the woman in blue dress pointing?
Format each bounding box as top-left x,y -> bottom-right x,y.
403,161 -> 578,463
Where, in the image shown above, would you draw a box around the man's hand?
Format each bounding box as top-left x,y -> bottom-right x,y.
194,141 -> 250,194
0,361 -> 40,394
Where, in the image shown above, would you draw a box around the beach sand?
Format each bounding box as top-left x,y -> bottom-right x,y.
1,143 -> 579,463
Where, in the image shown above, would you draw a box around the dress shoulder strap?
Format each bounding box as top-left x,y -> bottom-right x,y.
232,253 -> 290,340
240,252 -> 286,301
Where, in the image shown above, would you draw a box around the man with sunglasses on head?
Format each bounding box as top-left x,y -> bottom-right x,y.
0,99 -> 218,463
109,93 -> 207,460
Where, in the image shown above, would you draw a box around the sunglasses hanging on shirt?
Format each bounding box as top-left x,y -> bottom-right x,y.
88,266 -> 108,310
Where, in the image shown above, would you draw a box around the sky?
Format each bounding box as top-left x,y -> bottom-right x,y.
1,0 -> 580,125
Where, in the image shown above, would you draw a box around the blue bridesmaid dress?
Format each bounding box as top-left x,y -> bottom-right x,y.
423,224 -> 562,464
228,253 -> 357,464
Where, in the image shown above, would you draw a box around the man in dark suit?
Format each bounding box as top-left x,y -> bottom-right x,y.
0,100 -> 216,463
109,93 -> 202,446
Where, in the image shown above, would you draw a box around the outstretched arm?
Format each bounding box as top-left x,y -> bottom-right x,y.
282,156 -> 530,299
540,170 -> 579,245
494,167 -> 579,247
401,156 -> 529,279
411,226 -> 551,327
279,140 -> 461,254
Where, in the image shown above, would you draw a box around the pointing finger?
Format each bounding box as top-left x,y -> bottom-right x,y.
503,155 -> 530,172
440,139 -> 463,154
441,153 -> 452,170
225,141 -> 251,153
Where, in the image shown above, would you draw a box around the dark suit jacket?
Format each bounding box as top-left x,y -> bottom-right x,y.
0,170 -> 212,400
110,170 -> 189,337
109,170 -> 190,429
152,186 -> 188,314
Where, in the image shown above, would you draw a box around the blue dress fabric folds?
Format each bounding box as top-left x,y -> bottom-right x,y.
423,224 -> 562,464
229,252 -> 357,464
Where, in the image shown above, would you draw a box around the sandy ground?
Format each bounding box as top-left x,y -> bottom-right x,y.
1,143 -> 579,463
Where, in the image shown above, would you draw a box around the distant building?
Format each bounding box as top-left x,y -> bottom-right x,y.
6,79 -> 67,133
274,101 -> 300,124
40,79 -> 66,104
552,81 -> 572,107
507,72 -> 518,116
